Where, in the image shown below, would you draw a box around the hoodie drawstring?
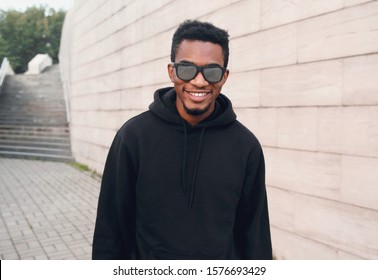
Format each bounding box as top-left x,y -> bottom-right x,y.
182,122 -> 188,196
188,127 -> 205,208
181,121 -> 206,208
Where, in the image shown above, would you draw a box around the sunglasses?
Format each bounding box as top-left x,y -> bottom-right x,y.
171,62 -> 226,83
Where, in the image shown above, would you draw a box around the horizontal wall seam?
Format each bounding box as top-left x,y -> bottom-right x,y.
262,145 -> 378,160
267,184 -> 378,212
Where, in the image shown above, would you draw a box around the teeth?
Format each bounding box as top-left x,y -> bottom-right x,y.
189,92 -> 208,97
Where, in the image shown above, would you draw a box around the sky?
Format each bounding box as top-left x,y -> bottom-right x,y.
0,0 -> 73,11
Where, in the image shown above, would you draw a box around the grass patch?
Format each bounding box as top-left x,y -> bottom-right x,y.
68,161 -> 102,179
68,161 -> 90,171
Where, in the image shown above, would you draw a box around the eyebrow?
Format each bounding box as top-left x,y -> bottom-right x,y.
177,60 -> 223,67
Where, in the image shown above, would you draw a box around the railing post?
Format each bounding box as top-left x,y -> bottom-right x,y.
0,57 -> 10,95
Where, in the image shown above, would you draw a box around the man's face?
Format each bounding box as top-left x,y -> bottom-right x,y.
168,40 -> 229,125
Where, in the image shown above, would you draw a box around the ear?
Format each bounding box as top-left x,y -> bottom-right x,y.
221,69 -> 230,85
167,63 -> 175,83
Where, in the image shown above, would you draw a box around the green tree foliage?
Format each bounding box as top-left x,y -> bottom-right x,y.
0,6 -> 66,73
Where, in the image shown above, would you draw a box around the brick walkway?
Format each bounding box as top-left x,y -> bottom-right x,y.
0,158 -> 101,259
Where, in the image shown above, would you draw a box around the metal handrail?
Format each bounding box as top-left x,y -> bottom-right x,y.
0,57 -> 10,87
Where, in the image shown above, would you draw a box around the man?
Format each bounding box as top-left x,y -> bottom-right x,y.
92,20 -> 272,260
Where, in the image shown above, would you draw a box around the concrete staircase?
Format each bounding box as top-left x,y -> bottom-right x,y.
0,65 -> 73,161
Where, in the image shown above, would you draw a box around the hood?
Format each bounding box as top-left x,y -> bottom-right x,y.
149,87 -> 237,128
148,87 -> 237,208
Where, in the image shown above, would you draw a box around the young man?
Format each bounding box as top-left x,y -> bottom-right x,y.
92,20 -> 272,260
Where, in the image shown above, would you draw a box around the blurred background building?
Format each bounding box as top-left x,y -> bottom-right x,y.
59,0 -> 378,259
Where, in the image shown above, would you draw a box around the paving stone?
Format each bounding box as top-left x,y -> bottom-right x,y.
19,249 -> 46,259
34,254 -> 49,260
47,250 -> 76,260
1,252 -> 20,260
0,239 -> 14,249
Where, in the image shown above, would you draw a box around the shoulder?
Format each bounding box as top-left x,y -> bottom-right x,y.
114,111 -> 155,143
230,120 -> 263,156
232,120 -> 261,144
118,111 -> 154,132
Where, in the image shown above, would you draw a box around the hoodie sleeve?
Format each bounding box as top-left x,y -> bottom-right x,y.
92,129 -> 138,259
233,147 -> 272,260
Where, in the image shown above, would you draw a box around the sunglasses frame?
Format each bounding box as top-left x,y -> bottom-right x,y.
171,62 -> 226,83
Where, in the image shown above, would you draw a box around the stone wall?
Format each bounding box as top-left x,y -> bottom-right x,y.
60,0 -> 378,259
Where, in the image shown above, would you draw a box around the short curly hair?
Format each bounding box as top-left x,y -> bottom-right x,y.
170,20 -> 230,68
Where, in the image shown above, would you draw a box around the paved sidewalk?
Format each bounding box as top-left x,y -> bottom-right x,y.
0,157 -> 101,259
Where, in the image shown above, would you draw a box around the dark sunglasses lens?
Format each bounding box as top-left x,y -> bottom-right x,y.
204,67 -> 223,83
177,65 -> 197,81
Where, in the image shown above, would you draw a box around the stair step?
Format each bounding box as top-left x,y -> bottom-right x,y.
0,127 -> 69,133
0,150 -> 74,162
0,120 -> 68,126
0,130 -> 69,138
0,111 -> 67,114
0,139 -> 70,148
0,124 -> 69,132
0,135 -> 70,144
0,144 -> 71,152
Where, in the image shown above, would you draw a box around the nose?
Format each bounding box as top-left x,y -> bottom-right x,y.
190,71 -> 209,87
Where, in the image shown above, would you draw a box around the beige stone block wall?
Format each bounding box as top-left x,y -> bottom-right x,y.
60,0 -> 378,259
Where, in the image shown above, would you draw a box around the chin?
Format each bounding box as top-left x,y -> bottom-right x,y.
184,104 -> 211,116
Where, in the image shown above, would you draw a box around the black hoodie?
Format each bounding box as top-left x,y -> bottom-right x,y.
92,87 -> 272,259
